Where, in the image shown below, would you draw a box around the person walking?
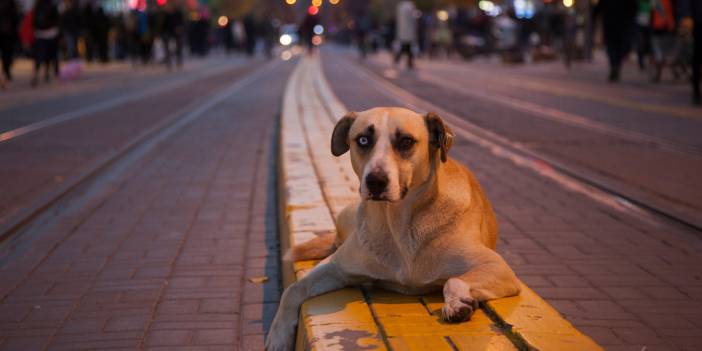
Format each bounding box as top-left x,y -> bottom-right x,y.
61,0 -> 81,60
299,12 -> 318,55
161,2 -> 184,69
650,0 -> 676,82
594,0 -> 638,82
0,0 -> 20,87
93,6 -> 110,63
31,0 -> 60,87
394,0 -> 417,69
679,0 -> 702,105
243,13 -> 257,57
635,0 -> 653,71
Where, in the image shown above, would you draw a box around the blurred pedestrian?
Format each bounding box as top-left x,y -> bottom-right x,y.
299,12 -> 319,54
678,0 -> 701,105
19,8 -> 34,54
93,6 -> 110,63
136,10 -> 152,63
161,2 -> 184,69
82,3 -> 95,62
125,11 -> 139,65
243,13 -> 257,57
113,13 -> 129,60
394,0 -> 417,69
431,15 -> 452,59
494,10 -> 521,63
61,0 -> 81,59
635,0 -> 653,71
650,0 -> 676,82
356,14 -> 371,60
31,0 -> 60,87
0,0 -> 20,87
261,19 -> 276,59
594,0 -> 638,82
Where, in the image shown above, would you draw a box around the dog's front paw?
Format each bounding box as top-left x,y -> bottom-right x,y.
442,296 -> 478,323
442,277 -> 478,323
265,330 -> 295,351
265,316 -> 296,351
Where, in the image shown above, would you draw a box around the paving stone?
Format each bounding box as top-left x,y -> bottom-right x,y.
0,60 -> 292,350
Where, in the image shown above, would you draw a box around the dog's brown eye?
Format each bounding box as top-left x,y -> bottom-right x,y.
398,137 -> 415,151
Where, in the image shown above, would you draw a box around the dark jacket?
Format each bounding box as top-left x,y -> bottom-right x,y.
594,0 -> 638,30
0,0 -> 20,36
678,0 -> 702,21
33,0 -> 59,30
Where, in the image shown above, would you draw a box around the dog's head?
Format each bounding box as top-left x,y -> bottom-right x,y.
331,107 -> 453,202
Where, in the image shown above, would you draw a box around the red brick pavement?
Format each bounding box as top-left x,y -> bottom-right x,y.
0,61 -> 291,350
322,52 -> 702,351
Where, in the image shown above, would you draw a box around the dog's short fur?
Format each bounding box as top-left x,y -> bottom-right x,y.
266,108 -> 520,350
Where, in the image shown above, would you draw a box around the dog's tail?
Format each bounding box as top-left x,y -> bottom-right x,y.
284,232 -> 336,262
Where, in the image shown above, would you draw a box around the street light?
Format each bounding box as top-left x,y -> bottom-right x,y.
329,0 -> 340,4
285,0 -> 296,5
563,0 -> 574,8
312,0 -> 322,7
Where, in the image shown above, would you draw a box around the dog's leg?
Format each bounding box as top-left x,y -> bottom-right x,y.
442,249 -> 520,323
266,260 -> 359,351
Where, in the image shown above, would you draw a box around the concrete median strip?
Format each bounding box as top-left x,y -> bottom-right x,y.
278,56 -> 603,350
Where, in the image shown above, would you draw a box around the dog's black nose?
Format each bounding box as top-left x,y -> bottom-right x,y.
365,172 -> 388,197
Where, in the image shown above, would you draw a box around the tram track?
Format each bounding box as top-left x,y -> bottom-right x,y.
0,59 -> 284,247
340,56 -> 702,233
0,58 -> 243,143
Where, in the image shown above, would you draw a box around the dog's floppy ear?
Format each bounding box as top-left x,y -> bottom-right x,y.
424,112 -> 454,163
331,112 -> 357,156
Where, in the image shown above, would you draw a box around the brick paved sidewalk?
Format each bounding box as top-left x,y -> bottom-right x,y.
0,62 -> 293,350
322,51 -> 702,351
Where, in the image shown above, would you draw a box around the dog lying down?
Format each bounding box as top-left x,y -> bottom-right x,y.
266,107 -> 520,350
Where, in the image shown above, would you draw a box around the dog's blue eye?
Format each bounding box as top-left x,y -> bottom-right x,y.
357,136 -> 369,147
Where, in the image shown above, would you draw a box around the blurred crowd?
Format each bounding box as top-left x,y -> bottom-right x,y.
0,0 -> 277,89
344,0 -> 700,105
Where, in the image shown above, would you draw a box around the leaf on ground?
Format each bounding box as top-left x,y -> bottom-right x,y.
248,276 -> 268,284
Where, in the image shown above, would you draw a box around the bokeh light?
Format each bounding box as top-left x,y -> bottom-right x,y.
217,16 -> 228,27
279,34 -> 292,46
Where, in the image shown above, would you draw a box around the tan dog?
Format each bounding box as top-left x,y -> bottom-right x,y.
266,107 -> 520,350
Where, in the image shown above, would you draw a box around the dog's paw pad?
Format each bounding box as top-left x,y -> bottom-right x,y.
441,298 -> 477,323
